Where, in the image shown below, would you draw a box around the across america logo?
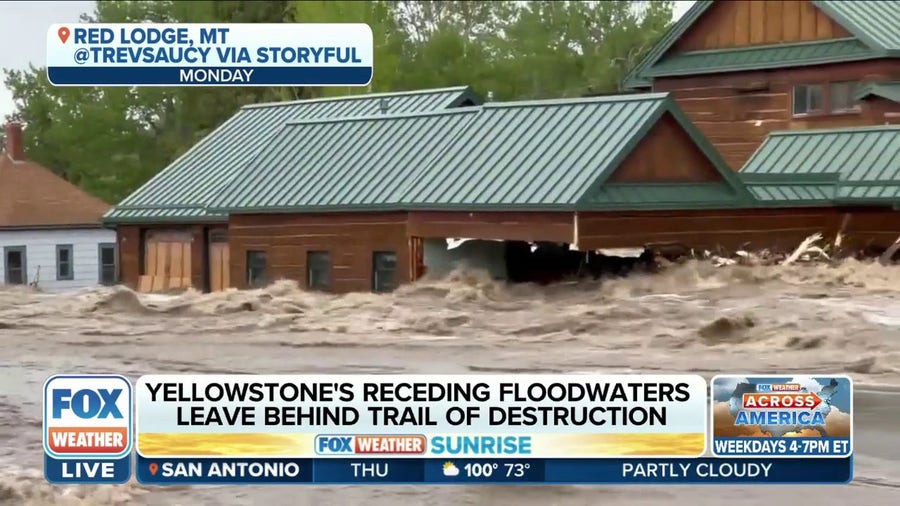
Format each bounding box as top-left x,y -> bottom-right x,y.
710,375 -> 852,458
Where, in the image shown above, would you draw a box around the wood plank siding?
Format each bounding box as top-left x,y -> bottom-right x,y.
673,0 -> 851,52
228,213 -> 410,293
407,212 -> 574,244
578,208 -> 900,253
608,113 -> 723,183
577,208 -> 842,252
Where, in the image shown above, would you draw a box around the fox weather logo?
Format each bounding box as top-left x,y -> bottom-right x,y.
43,374 -> 133,484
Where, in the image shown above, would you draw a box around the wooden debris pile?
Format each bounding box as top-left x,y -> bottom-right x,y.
687,233 -> 900,268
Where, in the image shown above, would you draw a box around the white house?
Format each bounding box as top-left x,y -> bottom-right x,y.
0,122 -> 118,291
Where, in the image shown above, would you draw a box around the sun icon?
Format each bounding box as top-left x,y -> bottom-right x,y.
442,461 -> 460,477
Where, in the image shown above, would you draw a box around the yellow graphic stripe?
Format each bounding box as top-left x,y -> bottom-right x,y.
138,432 -> 705,457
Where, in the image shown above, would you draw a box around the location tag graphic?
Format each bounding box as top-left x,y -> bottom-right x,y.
58,27 -> 70,44
149,463 -> 159,476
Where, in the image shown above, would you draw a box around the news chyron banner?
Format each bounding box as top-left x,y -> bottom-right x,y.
46,24 -> 373,87
43,374 -> 854,485
133,375 -> 707,484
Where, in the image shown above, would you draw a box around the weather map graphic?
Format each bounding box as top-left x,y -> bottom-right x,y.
710,375 -> 852,457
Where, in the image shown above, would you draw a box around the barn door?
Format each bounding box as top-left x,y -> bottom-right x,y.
209,242 -> 231,292
139,232 -> 192,293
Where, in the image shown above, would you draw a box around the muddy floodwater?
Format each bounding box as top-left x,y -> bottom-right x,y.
1,260 -> 899,505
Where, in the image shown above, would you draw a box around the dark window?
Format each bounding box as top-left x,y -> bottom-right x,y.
307,251 -> 331,291
247,250 -> 268,288
792,84 -> 823,116
98,243 -> 117,286
56,244 -> 73,281
830,81 -> 861,112
4,246 -> 26,285
372,251 -> 398,293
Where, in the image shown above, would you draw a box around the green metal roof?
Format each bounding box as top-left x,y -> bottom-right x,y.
402,93 -> 751,210
208,109 -> 479,212
104,86 -> 481,224
209,93 -> 752,214
623,0 -> 900,89
740,125 -> 900,205
643,38 -> 876,78
854,81 -> 900,103
820,0 -> 900,51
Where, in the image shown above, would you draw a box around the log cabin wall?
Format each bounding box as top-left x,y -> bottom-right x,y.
654,59 -> 900,171
839,210 -> 900,251
228,212 -> 410,293
576,208 -> 844,253
645,0 -> 900,170
863,98 -> 900,124
406,211 -> 574,243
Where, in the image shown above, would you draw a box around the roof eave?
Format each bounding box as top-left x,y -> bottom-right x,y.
0,223 -> 108,231
643,52 -> 885,78
102,215 -> 227,226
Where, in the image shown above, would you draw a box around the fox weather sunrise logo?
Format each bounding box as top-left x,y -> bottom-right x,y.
43,374 -> 133,484
710,375 -> 853,458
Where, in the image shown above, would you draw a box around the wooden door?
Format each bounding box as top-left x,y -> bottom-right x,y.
409,237 -> 425,281
209,242 -> 231,292
139,233 -> 192,293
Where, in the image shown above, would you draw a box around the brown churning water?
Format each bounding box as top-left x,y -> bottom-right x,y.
1,259 -> 899,505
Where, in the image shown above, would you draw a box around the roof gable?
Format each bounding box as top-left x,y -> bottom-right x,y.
574,96 -> 753,209
854,81 -> 900,103
624,0 -> 899,88
105,86 -> 481,224
0,155 -> 110,229
426,94 -> 751,210
208,93 -> 752,213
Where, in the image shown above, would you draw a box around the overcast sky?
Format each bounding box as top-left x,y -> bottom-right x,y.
0,1 -> 695,119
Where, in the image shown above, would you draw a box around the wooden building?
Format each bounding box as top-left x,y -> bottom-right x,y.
208,94 -> 854,292
104,87 -> 481,292
623,0 -> 900,169
107,0 -> 900,294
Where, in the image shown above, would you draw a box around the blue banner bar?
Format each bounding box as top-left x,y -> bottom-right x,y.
45,455 -> 132,484
47,66 -> 373,86
712,437 -> 852,456
134,456 -> 853,485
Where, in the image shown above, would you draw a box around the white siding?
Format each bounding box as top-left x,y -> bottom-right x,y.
0,228 -> 117,291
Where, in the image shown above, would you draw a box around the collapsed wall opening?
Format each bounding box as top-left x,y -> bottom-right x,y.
421,238 -> 657,285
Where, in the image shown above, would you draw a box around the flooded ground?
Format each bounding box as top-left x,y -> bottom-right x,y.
1,259 -> 899,505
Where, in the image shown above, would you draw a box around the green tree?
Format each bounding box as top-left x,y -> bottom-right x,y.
4,0 -> 674,204
290,1 -> 407,97
3,0 -> 301,203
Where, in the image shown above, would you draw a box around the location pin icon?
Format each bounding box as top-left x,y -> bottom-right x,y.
58,27 -> 70,44
149,462 -> 159,476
